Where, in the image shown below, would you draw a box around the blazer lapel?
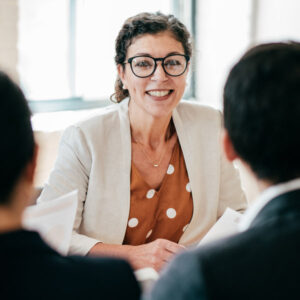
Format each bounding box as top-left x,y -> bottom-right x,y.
112,99 -> 132,243
172,105 -> 203,243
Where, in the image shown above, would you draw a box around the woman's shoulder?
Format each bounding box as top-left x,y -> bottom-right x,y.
62,100 -> 129,142
77,100 -> 128,129
176,100 -> 222,123
177,99 -> 220,113
79,103 -> 124,127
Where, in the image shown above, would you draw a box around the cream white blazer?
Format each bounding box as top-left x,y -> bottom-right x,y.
38,99 -> 247,255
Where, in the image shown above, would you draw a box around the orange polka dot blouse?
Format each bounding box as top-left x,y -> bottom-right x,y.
123,140 -> 193,245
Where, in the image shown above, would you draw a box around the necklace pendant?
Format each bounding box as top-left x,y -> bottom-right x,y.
153,164 -> 159,167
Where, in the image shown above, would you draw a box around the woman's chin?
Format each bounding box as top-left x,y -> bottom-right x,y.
144,106 -> 174,119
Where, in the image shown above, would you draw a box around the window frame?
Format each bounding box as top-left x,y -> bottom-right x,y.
28,0 -> 197,113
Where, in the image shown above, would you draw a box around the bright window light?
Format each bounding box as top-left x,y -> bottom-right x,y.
18,0 -> 71,100
18,0 -> 172,102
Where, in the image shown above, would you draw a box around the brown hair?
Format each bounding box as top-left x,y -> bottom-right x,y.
110,12 -> 192,103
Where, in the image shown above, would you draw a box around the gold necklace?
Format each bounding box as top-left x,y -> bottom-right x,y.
130,120 -> 175,167
133,138 -> 167,168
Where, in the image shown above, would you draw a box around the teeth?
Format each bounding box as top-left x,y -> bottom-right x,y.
148,90 -> 170,97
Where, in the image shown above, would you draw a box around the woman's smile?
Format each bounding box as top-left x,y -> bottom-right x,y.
119,32 -> 189,118
146,89 -> 174,101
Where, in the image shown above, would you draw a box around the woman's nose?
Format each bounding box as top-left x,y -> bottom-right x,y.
151,62 -> 168,81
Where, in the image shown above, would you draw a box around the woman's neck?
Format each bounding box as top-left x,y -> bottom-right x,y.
129,103 -> 173,149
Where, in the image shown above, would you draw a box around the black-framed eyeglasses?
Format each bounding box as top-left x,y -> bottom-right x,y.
124,54 -> 190,78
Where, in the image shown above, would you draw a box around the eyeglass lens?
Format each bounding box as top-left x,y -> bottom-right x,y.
130,55 -> 187,77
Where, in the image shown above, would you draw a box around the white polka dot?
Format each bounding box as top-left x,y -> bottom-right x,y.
128,218 -> 138,228
146,229 -> 153,239
167,164 -> 175,175
146,189 -> 155,199
183,224 -> 189,232
186,182 -> 192,192
166,208 -> 177,219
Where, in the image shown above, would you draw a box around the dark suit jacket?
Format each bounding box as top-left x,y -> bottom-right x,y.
150,189 -> 300,300
0,230 -> 140,300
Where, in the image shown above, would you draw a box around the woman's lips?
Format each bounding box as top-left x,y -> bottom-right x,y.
146,89 -> 173,100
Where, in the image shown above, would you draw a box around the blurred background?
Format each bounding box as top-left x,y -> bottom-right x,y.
1,0 -> 300,199
2,0 -> 300,114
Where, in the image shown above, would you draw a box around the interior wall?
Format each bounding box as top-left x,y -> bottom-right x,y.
0,0 -> 19,82
255,0 -> 300,43
195,0 -> 300,110
195,0 -> 252,110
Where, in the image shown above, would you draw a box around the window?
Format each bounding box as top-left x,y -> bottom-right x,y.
18,0 -> 71,101
18,0 -> 196,112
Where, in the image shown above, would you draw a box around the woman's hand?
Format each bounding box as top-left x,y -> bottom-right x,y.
127,239 -> 185,271
88,239 -> 185,271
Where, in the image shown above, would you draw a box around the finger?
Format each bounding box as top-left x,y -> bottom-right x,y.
161,249 -> 175,263
164,242 -> 186,254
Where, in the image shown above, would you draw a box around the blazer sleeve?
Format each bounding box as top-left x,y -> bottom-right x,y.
37,125 -> 100,255
217,140 -> 248,218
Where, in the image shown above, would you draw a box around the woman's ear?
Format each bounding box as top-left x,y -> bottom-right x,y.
222,129 -> 239,162
117,64 -> 127,89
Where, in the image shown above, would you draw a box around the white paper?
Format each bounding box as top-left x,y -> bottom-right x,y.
198,207 -> 243,246
22,190 -> 78,255
134,267 -> 159,293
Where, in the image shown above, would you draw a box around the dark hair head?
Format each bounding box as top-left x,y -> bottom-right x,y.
110,11 -> 192,103
0,71 -> 34,204
223,42 -> 300,183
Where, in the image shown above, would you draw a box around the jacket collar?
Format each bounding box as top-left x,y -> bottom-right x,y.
239,177 -> 300,231
0,229 -> 57,255
249,189 -> 300,230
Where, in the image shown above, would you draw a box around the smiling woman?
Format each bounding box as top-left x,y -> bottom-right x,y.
119,32 -> 189,119
38,12 -> 247,272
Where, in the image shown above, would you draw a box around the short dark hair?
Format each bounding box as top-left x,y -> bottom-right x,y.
0,71 -> 34,204
223,42 -> 300,183
111,11 -> 192,103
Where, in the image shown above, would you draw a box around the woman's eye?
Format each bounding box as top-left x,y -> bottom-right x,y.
135,61 -> 152,68
165,60 -> 181,67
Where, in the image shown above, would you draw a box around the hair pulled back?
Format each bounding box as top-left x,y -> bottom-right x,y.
110,12 -> 192,103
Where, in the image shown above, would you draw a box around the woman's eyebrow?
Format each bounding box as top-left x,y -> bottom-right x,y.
131,53 -> 151,57
131,51 -> 184,57
167,51 -> 184,56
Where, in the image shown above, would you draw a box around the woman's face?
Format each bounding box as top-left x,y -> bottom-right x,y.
118,31 -> 189,119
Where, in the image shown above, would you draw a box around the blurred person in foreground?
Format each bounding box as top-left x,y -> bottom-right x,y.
38,11 -> 246,272
0,71 -> 140,300
148,42 -> 300,299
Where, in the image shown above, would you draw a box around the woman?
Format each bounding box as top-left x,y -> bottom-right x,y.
38,12 -> 246,271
